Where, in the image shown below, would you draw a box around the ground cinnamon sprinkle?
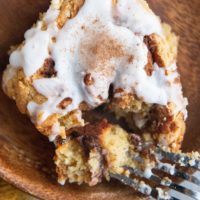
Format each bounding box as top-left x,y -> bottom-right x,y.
89,34 -> 124,64
79,27 -> 126,76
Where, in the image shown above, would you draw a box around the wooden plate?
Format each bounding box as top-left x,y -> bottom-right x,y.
0,0 -> 199,199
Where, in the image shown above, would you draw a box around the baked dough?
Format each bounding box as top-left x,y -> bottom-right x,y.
2,0 -> 187,185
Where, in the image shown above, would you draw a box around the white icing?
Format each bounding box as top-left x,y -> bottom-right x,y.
10,26 -> 50,76
118,63 -> 188,117
113,0 -> 163,35
5,0 -> 187,128
49,121 -> 61,142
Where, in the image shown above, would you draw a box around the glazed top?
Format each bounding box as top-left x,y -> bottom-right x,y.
6,0 -> 187,124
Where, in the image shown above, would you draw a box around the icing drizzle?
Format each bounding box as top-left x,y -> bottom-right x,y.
6,0 -> 187,126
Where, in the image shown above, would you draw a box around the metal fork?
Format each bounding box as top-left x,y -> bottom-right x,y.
110,147 -> 200,200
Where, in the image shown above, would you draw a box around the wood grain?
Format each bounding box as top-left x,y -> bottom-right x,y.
0,0 -> 199,199
0,0 -> 49,70
0,179 -> 37,200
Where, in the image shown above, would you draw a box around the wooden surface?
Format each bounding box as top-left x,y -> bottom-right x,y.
0,179 -> 37,200
0,0 -> 199,200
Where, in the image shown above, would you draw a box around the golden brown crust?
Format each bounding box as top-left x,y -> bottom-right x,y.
110,93 -> 150,115
36,113 -> 62,137
3,66 -> 84,138
56,0 -> 85,28
144,50 -> 154,76
143,102 -> 184,152
144,24 -> 178,67
155,112 -> 185,152
3,68 -> 47,114
2,0 -> 87,138
110,95 -> 185,152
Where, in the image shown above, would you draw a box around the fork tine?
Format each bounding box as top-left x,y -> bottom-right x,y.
109,172 -> 177,200
157,161 -> 200,186
132,150 -> 200,186
156,149 -> 200,170
110,172 -> 180,200
125,166 -> 200,200
109,173 -> 153,196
